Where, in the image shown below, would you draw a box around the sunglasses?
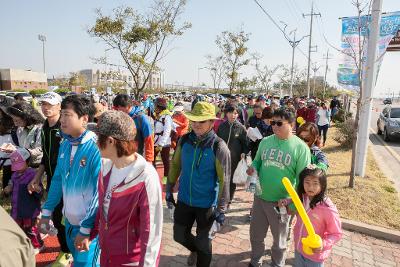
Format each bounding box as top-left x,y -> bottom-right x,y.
270,120 -> 285,127
191,120 -> 208,124
299,136 -> 311,143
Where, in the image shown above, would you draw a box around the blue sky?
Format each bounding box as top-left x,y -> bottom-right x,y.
0,0 -> 399,97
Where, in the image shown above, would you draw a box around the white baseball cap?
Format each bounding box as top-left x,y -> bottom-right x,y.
40,92 -> 62,105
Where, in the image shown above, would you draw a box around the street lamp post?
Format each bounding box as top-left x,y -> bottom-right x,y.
197,67 -> 207,89
104,48 -> 113,88
38,34 -> 46,73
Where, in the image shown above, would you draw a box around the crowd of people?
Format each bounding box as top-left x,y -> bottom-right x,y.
0,90 -> 343,267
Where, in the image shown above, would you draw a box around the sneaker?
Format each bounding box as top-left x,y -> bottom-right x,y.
187,251 -> 197,266
51,252 -> 73,267
34,245 -> 45,255
40,233 -> 48,240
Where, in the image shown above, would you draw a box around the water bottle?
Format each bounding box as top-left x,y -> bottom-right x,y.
247,174 -> 258,193
279,206 -> 288,223
208,221 -> 220,240
168,206 -> 175,220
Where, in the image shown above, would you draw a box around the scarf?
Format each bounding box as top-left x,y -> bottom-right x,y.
61,130 -> 88,145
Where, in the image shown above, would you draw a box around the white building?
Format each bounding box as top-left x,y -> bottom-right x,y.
78,69 -> 161,90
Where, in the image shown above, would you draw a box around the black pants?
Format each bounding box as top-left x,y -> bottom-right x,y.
154,146 -> 170,177
1,165 -> 12,189
53,198 -> 70,253
318,124 -> 329,145
229,176 -> 236,204
173,201 -> 215,267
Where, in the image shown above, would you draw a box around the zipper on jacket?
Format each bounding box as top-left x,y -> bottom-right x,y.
189,143 -> 199,206
297,209 -> 311,252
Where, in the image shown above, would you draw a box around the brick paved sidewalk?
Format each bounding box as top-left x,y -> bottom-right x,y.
159,187 -> 400,267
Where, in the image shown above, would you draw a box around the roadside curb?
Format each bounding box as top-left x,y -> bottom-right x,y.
342,218 -> 400,243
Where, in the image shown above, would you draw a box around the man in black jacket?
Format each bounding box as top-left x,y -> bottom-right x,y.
28,92 -> 72,266
217,103 -> 249,205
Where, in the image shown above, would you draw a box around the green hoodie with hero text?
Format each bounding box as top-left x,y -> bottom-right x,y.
252,134 -> 311,202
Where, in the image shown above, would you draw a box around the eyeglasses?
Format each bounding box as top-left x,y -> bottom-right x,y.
191,120 -> 208,124
270,120 -> 285,127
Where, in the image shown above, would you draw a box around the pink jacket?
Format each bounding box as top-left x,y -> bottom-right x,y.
96,154 -> 163,267
293,196 -> 342,263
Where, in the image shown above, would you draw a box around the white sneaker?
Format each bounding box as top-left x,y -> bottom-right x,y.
34,245 -> 45,255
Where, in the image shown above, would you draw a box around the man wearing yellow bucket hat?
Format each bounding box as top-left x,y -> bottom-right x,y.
166,101 -> 231,267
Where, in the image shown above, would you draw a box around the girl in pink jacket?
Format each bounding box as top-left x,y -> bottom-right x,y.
281,166 -> 342,266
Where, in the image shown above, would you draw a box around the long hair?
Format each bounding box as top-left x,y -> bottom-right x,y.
0,108 -> 14,134
297,167 -> 327,209
7,102 -> 44,126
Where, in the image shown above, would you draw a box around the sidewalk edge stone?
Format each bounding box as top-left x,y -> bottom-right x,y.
342,218 -> 400,243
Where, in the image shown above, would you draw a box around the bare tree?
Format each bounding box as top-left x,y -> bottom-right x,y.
205,54 -> 224,93
348,0 -> 371,188
252,53 -> 282,95
278,64 -> 307,96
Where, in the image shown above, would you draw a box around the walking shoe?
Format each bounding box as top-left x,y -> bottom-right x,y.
187,252 -> 197,266
51,252 -> 73,267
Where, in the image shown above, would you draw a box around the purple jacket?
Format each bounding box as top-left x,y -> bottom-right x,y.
10,168 -> 42,220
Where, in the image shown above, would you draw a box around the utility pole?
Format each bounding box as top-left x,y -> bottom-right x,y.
197,67 -> 207,89
354,0 -> 382,177
303,1 -> 321,98
311,63 -> 321,97
323,49 -> 333,100
288,29 -> 307,98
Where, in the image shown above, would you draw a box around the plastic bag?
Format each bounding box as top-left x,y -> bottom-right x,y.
233,157 -> 250,184
247,127 -> 263,142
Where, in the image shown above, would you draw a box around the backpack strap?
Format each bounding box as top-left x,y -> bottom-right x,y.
212,136 -> 223,155
34,126 -> 41,143
11,128 -> 19,146
178,133 -> 190,148
179,133 -> 221,157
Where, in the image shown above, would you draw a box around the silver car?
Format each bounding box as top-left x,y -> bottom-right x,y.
377,106 -> 400,141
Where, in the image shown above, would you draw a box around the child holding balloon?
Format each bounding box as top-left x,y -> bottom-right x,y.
279,166 -> 342,266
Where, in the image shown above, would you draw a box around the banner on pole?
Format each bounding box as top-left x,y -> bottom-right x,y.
387,30 -> 400,51
337,11 -> 400,90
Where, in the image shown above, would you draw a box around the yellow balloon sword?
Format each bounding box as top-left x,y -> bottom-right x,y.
282,177 -> 322,255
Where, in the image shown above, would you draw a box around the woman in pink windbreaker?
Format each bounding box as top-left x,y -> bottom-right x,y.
94,111 -> 163,267
279,166 -> 342,266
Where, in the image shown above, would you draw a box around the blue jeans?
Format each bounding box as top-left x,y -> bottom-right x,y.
294,251 -> 324,267
65,219 -> 100,267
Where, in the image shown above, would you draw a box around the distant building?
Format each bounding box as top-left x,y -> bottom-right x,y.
78,69 -> 161,90
0,68 -> 48,91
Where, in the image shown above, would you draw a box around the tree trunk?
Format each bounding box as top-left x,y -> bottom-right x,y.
349,96 -> 361,188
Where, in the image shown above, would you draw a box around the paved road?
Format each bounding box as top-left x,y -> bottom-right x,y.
369,99 -> 400,192
160,187 -> 400,267
36,152 -> 400,267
